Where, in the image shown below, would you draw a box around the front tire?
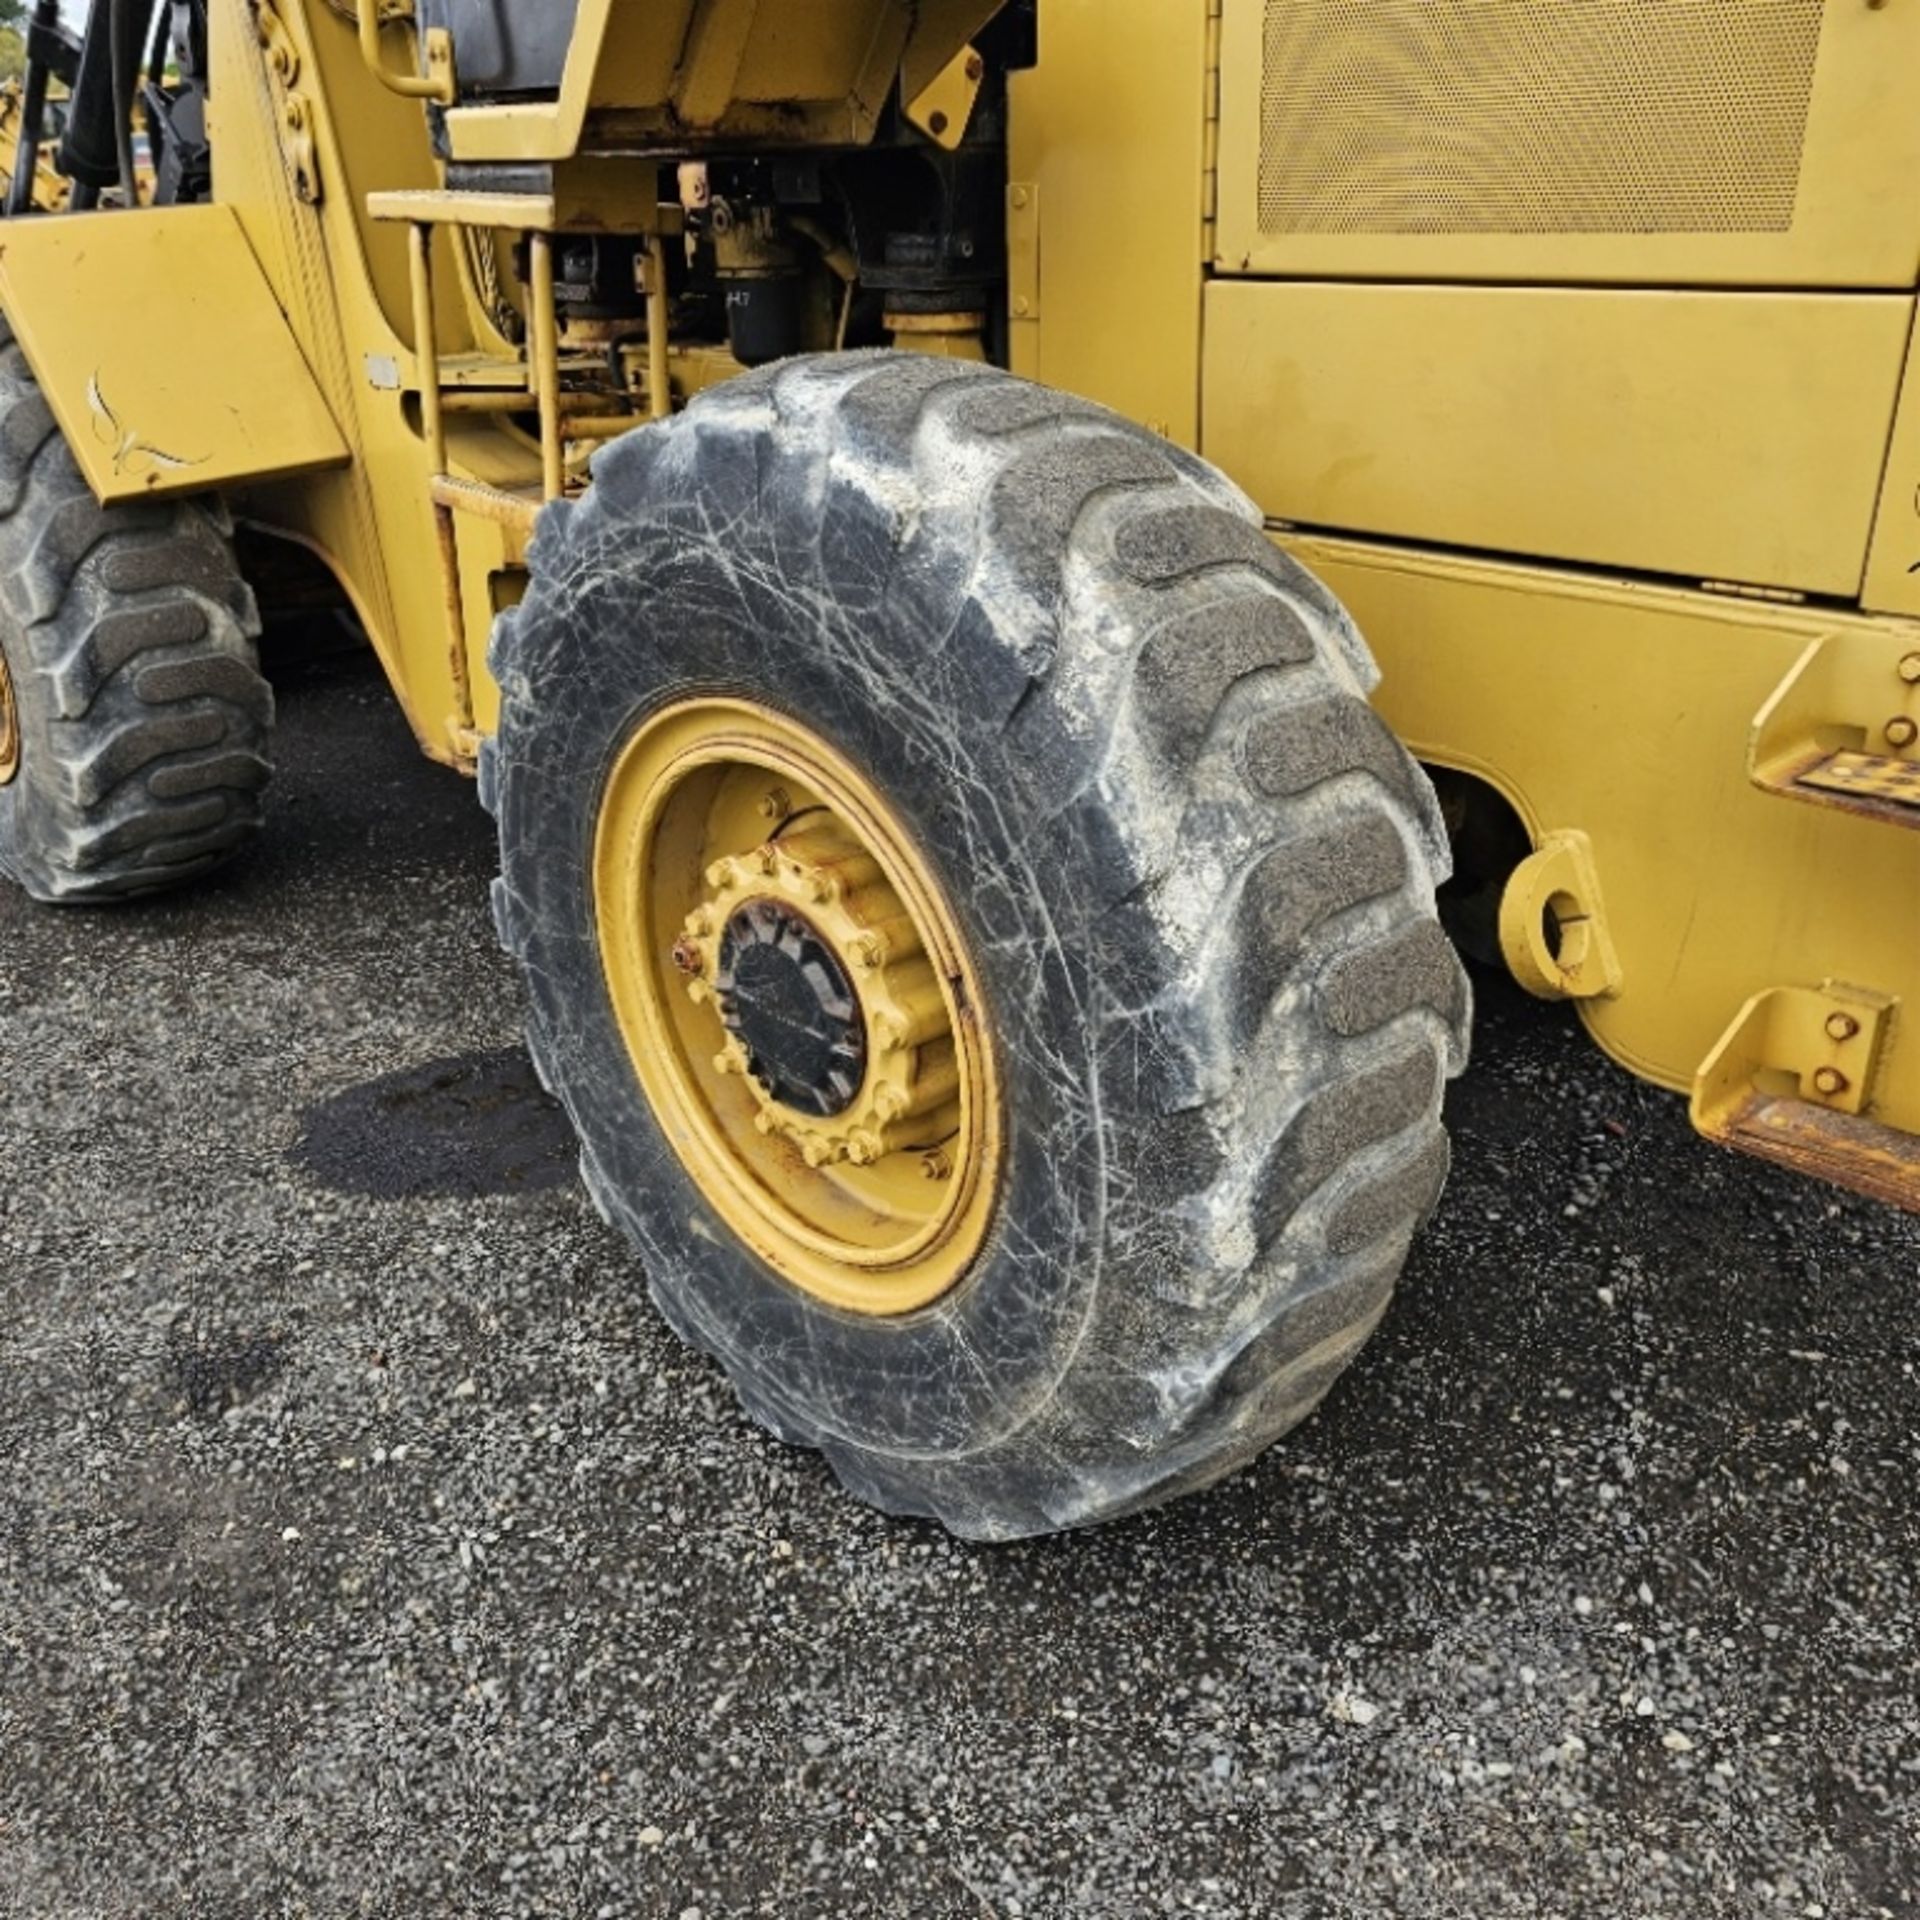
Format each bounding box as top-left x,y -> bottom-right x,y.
487,354 -> 1470,1538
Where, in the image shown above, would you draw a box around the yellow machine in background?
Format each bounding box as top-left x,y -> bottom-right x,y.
0,82 -> 71,210
0,0 -> 1912,1534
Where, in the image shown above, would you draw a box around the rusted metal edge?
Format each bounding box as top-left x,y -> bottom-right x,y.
1706,1092 -> 1920,1214
429,473 -> 543,538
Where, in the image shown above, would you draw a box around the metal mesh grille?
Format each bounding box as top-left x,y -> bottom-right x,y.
1258,0 -> 1825,236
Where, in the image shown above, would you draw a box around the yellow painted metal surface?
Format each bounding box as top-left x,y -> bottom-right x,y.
208,0 -> 526,765
1006,0 -> 1211,444
367,164 -> 662,235
442,0 -> 999,163
1497,831 -> 1621,1005
904,42 -> 984,152
1276,532 -> 1920,1150
1215,0 -> 1920,289
0,203 -> 348,503
1861,313 -> 1920,617
1203,281 -> 1912,596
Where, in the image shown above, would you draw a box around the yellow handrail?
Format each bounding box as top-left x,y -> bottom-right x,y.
358,2 -> 455,105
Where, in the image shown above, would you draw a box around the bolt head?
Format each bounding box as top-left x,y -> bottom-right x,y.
671,936 -> 705,978
1825,1011 -> 1860,1042
847,1131 -> 885,1167
1900,652 -> 1920,686
1813,1065 -> 1849,1098
758,786 -> 791,823
1886,715 -> 1919,751
920,1149 -> 953,1183
705,857 -> 740,891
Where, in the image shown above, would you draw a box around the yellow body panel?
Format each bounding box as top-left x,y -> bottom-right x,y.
1215,0 -> 1920,289
1202,281 -> 1914,596
1005,0 -> 1210,444
0,203 -> 348,502
1284,533 -> 1920,1143
1863,321 -> 1920,619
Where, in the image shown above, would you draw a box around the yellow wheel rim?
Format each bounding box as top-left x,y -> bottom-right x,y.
0,641 -> 18,788
593,698 -> 1003,1317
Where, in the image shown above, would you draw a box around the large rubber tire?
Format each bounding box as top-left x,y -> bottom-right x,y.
0,317 -> 270,903
486,354 -> 1471,1539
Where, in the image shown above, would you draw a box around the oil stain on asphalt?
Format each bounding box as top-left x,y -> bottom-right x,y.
291,1046 -> 579,1200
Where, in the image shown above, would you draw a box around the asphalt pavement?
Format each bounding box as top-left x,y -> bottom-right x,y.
2,644 -> 1916,1920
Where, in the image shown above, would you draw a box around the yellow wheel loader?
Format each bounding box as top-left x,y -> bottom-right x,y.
0,0 -> 1912,1537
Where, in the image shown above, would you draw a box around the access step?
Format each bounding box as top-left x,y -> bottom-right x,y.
1795,749 -> 1920,812
1692,981 -> 1920,1212
1750,632 -> 1920,829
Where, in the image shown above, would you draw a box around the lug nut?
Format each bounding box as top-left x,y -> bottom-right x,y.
920,1149 -> 953,1182
847,1131 -> 886,1167
671,936 -> 705,977
1825,1012 -> 1860,1042
758,786 -> 791,822
1813,1066 -> 1850,1098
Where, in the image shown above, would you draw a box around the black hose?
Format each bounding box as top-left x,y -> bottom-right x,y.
56,0 -> 153,200
109,0 -> 137,206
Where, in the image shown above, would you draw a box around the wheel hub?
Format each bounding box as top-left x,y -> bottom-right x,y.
714,898 -> 866,1118
593,697 -> 1001,1316
677,822 -> 960,1170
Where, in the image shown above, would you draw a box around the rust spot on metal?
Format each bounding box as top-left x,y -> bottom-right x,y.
1704,1095 -> 1920,1214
